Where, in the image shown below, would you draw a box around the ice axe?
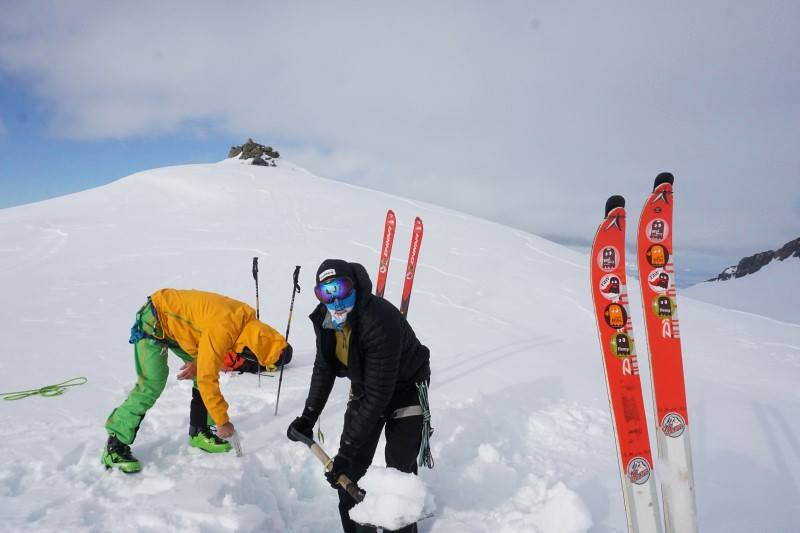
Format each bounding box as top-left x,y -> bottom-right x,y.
287,428 -> 429,532
287,425 -> 365,503
229,430 -> 243,457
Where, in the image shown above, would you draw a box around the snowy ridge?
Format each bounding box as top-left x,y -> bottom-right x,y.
684,259 -> 800,325
0,162 -> 798,532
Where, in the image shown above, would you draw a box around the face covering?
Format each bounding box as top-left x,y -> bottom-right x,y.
325,289 -> 356,330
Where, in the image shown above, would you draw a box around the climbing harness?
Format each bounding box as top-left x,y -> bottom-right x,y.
128,298 -> 165,345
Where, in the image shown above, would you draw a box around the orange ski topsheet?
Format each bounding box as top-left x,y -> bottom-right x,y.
591,200 -> 655,486
637,179 -> 689,435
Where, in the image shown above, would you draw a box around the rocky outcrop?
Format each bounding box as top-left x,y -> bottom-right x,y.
707,237 -> 800,281
228,139 -> 280,166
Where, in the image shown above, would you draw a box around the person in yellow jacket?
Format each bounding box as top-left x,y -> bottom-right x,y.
102,289 -> 292,473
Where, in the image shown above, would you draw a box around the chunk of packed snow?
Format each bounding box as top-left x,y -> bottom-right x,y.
348,467 -> 434,530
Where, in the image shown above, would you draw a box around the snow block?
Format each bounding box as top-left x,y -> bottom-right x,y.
348,467 -> 434,530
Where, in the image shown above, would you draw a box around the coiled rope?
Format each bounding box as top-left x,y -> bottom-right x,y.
1,377 -> 88,401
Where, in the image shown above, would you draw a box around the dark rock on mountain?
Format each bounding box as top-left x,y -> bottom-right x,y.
707,237 -> 800,281
776,237 -> 800,261
228,139 -> 280,166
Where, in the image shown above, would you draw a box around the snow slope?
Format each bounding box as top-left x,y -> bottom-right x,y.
0,161 -> 798,532
684,259 -> 800,325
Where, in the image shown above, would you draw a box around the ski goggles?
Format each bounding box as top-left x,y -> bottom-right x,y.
314,277 -> 355,304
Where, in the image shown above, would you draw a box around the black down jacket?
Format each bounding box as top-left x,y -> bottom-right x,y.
304,261 -> 430,454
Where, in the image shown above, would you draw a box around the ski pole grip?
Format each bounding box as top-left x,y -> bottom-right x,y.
252,257 -> 258,279
292,265 -> 301,292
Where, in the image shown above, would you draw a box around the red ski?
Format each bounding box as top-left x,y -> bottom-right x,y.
399,217 -> 424,317
636,173 -> 698,533
591,195 -> 662,533
375,209 -> 397,298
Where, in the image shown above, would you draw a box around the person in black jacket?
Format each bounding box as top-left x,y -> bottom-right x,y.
287,259 -> 431,533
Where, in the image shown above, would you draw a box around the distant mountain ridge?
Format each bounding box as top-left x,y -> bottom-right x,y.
706,236 -> 800,281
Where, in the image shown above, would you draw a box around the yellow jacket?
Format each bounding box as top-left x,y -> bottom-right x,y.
150,288 -> 287,425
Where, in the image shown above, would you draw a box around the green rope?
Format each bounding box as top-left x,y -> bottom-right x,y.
1,377 -> 88,401
416,381 -> 434,469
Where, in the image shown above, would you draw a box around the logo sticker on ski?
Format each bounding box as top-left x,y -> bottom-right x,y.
599,274 -> 622,301
603,303 -> 628,329
611,332 -> 633,359
627,457 -> 652,485
653,296 -> 675,318
645,244 -> 669,268
597,246 -> 620,272
646,219 -> 669,243
661,413 -> 686,438
647,269 -> 671,293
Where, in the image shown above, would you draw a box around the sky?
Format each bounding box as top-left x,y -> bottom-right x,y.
1,0 -> 799,285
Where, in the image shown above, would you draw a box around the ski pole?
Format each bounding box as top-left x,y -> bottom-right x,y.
274,265 -> 301,416
252,257 -> 260,320
287,426 -> 365,503
252,257 -> 261,388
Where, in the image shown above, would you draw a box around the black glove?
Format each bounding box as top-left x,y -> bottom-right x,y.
325,453 -> 354,490
277,343 -> 293,366
286,414 -> 314,443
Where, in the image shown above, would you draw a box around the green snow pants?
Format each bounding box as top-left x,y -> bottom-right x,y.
104,300 -> 209,445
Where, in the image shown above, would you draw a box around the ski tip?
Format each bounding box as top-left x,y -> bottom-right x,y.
654,172 -> 674,189
604,195 -> 625,217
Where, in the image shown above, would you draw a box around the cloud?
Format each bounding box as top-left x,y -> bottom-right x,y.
1,1 -> 799,272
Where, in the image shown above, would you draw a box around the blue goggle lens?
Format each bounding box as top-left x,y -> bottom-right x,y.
314,277 -> 354,304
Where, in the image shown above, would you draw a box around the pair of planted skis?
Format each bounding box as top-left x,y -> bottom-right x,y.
375,209 -> 424,316
590,173 -> 698,533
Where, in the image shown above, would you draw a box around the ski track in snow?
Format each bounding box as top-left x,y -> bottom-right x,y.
1,162 -> 798,532
512,230 -> 587,271
419,289 -> 511,327
448,247 -> 485,258
417,264 -> 473,284
0,225 -> 69,274
351,241 -> 473,285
